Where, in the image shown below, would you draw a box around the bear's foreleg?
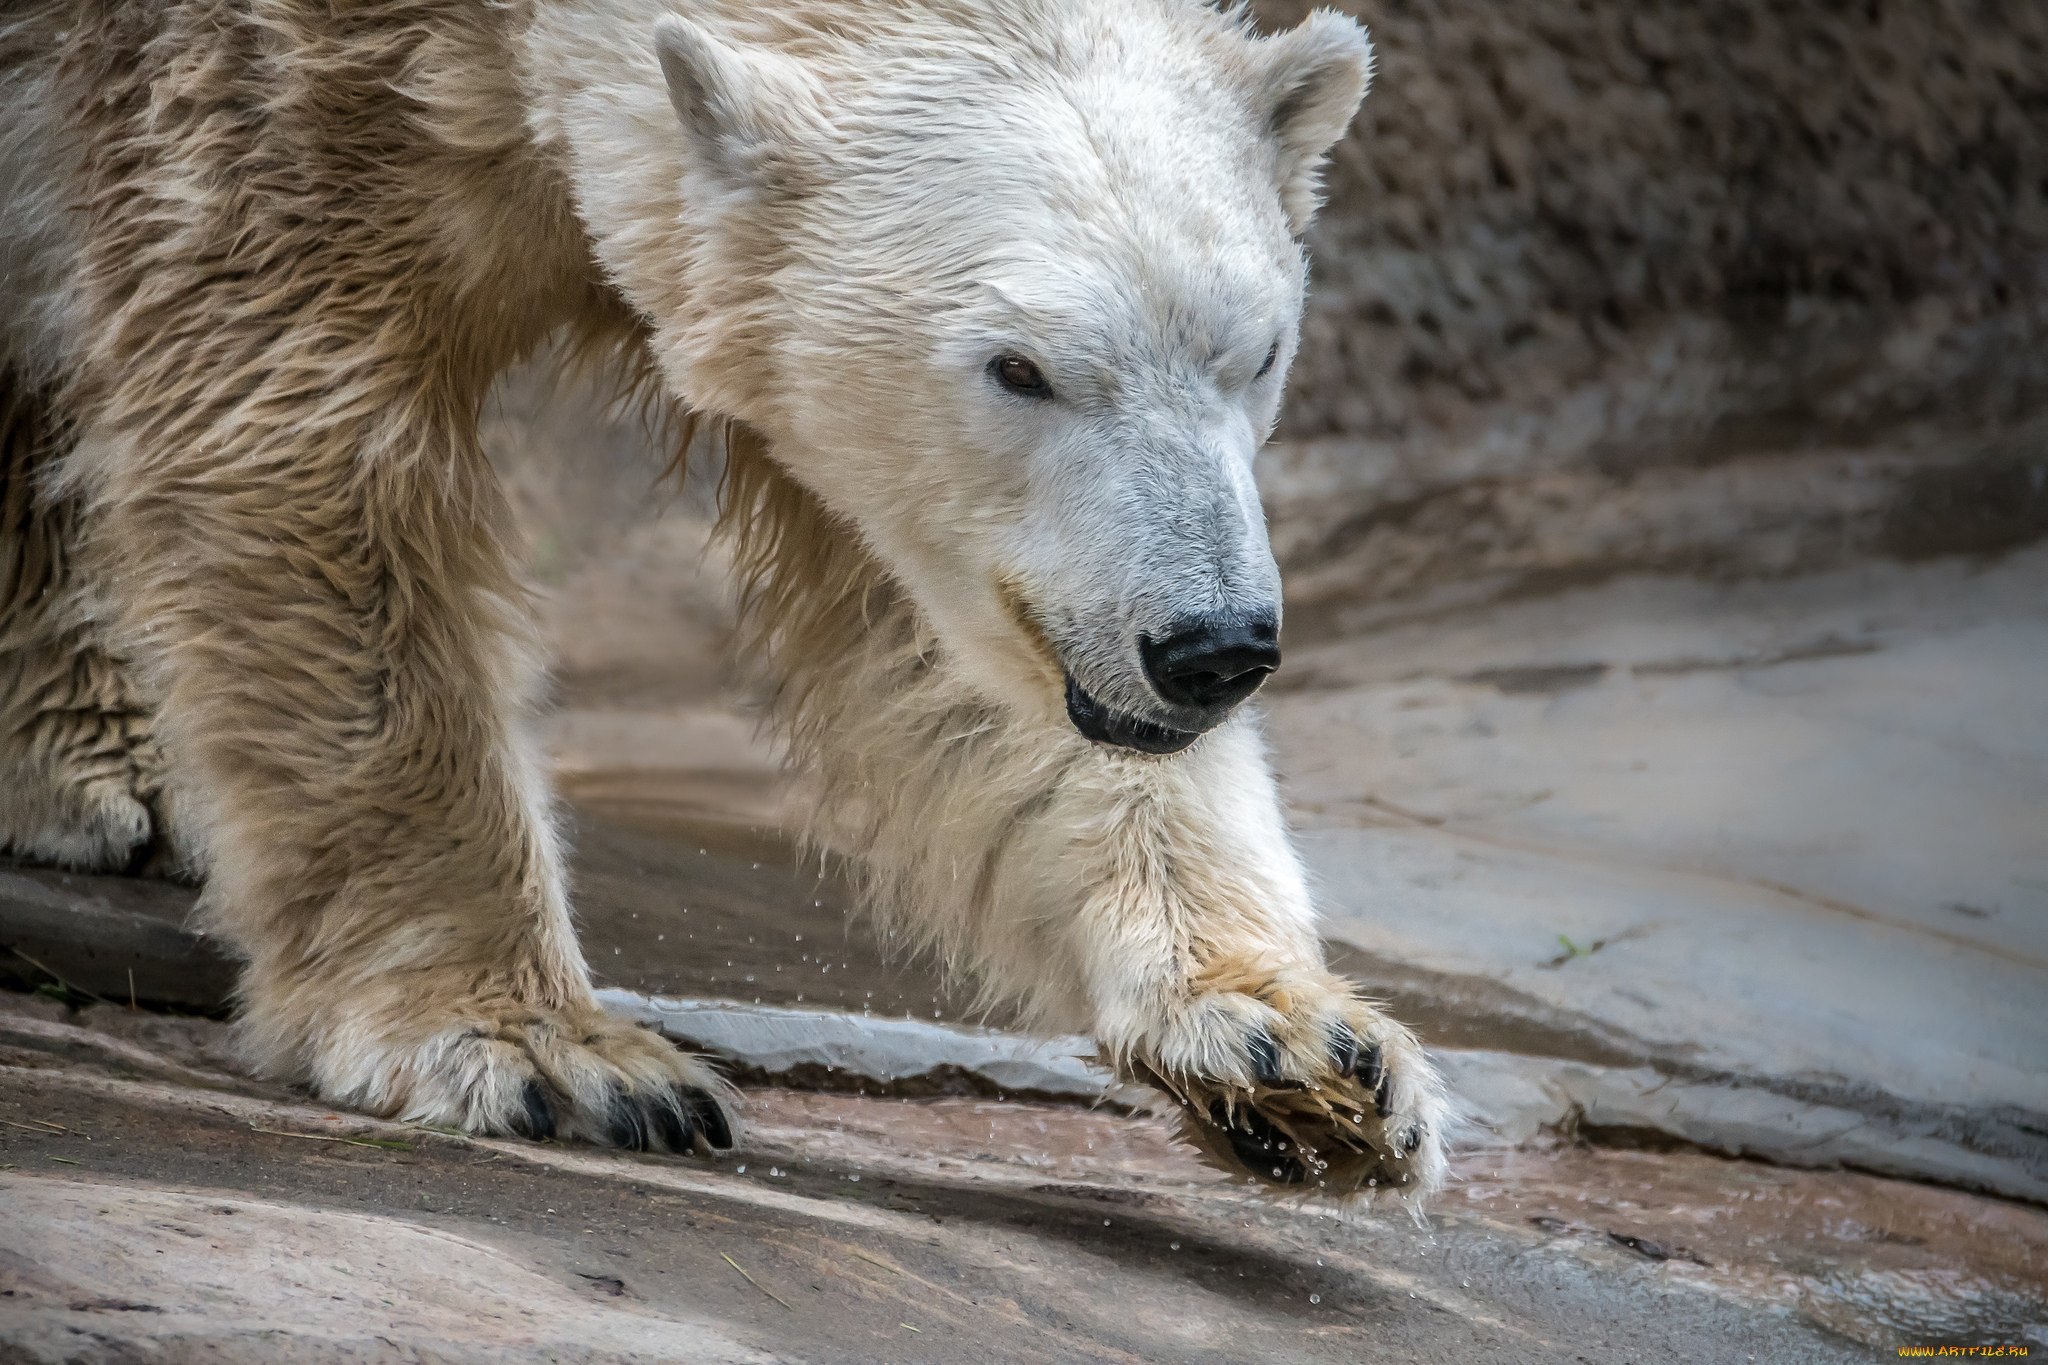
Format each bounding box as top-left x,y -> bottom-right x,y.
71,385 -> 733,1154
756,532 -> 1449,1195
726,444 -> 1446,1197
1051,722 -> 1448,1198
965,718 -> 1450,1199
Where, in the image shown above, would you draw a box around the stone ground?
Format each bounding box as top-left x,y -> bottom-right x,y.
5,788 -> 2047,1360
5,989 -> 2046,1363
1274,545 -> 2048,1205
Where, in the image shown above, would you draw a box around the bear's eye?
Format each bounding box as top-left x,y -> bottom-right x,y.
991,354 -> 1053,399
1255,340 -> 1281,380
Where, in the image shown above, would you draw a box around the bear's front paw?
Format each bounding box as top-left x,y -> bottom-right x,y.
1107,964 -> 1447,1199
297,1001 -> 737,1156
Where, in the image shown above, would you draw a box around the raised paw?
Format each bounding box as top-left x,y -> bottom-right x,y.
296,1001 -> 738,1157
1111,965 -> 1447,1199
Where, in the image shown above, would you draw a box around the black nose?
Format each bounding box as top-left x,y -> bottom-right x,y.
1140,615 -> 1281,711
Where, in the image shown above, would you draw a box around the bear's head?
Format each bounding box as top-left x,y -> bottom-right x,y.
651,2 -> 1372,754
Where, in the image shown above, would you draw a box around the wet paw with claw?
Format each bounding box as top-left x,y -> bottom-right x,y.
1116,968 -> 1448,1199
313,1004 -> 739,1158
473,1014 -> 738,1157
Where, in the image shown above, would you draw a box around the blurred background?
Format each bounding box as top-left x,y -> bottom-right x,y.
7,2 -> 2046,1357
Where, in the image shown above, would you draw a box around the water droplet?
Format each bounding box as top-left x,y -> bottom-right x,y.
1169,1242 -> 1180,1251
1309,1294 -> 1321,1305
736,1164 -> 746,1174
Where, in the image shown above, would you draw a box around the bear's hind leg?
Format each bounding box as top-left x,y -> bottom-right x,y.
0,615 -> 191,878
0,374 -> 193,877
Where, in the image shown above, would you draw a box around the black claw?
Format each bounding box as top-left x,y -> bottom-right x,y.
1355,1042 -> 1384,1094
1401,1124 -> 1425,1156
1246,1031 -> 1285,1088
684,1090 -> 734,1151
1374,1070 -> 1394,1119
511,1078 -> 557,1141
1208,1099 -> 1308,1185
121,832 -> 159,879
650,1098 -> 690,1153
1327,1023 -> 1360,1078
605,1088 -> 650,1151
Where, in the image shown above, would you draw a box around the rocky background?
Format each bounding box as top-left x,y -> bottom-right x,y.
1262,0 -> 2048,633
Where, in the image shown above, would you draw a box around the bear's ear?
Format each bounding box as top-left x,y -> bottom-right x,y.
1247,12 -> 1373,235
654,17 -> 827,193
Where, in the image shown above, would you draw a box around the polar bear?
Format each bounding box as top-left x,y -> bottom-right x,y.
0,0 -> 1446,1196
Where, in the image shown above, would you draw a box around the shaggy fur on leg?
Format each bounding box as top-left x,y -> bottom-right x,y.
3,0 -> 733,1151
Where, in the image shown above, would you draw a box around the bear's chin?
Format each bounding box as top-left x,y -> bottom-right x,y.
1063,676 -> 1202,755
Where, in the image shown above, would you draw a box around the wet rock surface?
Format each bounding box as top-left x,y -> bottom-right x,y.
0,811 -> 937,1022
5,753 -> 2046,1359
1272,548 -> 2048,1205
1247,0 -> 2048,624
6,994 -> 2043,1362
